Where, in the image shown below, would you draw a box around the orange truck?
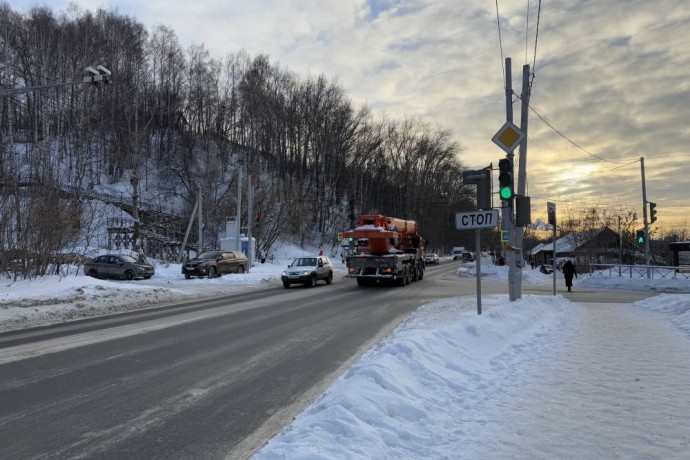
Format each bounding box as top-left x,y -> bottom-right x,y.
342,214 -> 425,287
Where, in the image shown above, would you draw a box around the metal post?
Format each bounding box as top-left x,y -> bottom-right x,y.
476,228 -> 482,315
618,215 -> 623,277
640,157 -> 651,277
236,166 -> 242,251
197,181 -> 203,254
552,223 -> 557,295
247,166 -> 254,270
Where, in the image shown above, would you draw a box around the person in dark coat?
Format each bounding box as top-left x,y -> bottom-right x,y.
562,259 -> 577,292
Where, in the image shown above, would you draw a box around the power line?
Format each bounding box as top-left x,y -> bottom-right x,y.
529,159 -> 639,184
531,0 -> 542,90
495,0 -> 505,80
514,91 -> 622,164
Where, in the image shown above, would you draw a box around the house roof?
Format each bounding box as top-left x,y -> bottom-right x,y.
530,227 -> 612,255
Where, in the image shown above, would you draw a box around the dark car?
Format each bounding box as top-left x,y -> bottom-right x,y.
182,250 -> 248,279
84,254 -> 155,280
281,256 -> 333,288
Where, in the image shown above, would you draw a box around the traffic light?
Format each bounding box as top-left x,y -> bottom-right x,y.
649,202 -> 657,223
498,158 -> 513,200
462,168 -> 491,210
636,229 -> 645,245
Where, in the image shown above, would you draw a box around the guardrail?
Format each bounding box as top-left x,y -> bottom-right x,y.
588,264 -> 690,280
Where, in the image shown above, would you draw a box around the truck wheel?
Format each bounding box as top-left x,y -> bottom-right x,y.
411,266 -> 419,282
404,268 -> 411,285
418,266 -> 424,280
397,270 -> 406,287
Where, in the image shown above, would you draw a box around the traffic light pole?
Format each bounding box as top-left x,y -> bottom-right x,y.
640,156 -> 651,273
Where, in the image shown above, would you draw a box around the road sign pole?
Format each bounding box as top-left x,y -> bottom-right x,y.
476,228 -> 482,315
547,202 -> 557,296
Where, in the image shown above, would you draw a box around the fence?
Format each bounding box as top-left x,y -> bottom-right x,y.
588,263 -> 690,280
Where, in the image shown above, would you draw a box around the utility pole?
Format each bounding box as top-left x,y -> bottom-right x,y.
198,181 -> 203,254
247,166 -> 254,270
514,64 -> 530,299
502,58 -> 517,301
236,165 -> 242,251
493,58 -> 527,301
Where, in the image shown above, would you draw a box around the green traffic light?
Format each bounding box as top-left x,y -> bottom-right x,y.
499,186 -> 513,200
637,236 -> 644,244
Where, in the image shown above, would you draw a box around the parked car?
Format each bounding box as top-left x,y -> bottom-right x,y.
424,253 -> 440,265
281,256 -> 333,288
182,250 -> 248,279
461,251 -> 475,262
84,254 -> 154,280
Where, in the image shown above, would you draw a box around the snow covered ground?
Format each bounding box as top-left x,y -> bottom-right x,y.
2,257 -> 690,459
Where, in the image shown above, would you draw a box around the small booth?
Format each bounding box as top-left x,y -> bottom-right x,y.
669,241 -> 690,271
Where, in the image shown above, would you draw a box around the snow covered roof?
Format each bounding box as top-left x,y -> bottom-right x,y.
530,227 -> 614,255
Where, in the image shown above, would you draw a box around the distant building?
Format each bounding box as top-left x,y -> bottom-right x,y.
529,227 -> 621,267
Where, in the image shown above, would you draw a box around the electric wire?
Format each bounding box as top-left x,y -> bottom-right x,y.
513,91 -> 622,164
495,0 -> 505,80
531,0 -> 542,89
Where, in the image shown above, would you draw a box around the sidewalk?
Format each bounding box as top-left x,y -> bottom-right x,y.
480,302 -> 690,459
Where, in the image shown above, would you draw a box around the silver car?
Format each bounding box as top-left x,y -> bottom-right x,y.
424,253 -> 440,265
281,256 -> 334,288
84,254 -> 154,280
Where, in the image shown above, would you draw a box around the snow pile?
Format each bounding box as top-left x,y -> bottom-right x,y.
256,295 -> 576,459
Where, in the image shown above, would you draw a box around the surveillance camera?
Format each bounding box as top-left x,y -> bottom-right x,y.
96,65 -> 112,76
85,66 -> 99,76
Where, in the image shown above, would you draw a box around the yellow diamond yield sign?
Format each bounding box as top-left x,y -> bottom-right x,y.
492,121 -> 525,154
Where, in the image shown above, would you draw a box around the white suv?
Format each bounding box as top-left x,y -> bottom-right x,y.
282,256 -> 334,288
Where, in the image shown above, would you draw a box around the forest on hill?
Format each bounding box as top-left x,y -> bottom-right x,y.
0,4 -> 481,277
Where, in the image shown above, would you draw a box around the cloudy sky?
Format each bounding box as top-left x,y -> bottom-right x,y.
8,0 -> 690,229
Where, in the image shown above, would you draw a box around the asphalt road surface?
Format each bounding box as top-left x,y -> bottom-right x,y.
0,261 -> 658,459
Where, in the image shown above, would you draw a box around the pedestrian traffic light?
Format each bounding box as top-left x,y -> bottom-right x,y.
636,229 -> 645,245
498,158 -> 513,200
649,202 -> 657,223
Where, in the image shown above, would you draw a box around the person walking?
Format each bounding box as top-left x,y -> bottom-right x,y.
562,259 -> 577,292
